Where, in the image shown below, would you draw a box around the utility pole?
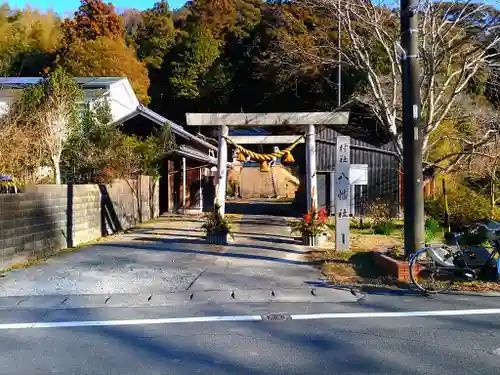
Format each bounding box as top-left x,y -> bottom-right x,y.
337,0 -> 342,108
401,0 -> 425,256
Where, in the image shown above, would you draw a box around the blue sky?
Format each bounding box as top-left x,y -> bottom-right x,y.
6,0 -> 499,16
5,0 -> 187,16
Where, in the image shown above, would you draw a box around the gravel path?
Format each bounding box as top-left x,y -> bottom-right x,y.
0,214 -> 323,297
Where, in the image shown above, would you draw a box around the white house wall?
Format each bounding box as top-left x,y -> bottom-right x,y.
0,90 -> 18,117
0,100 -> 9,117
0,80 -> 138,124
108,79 -> 139,123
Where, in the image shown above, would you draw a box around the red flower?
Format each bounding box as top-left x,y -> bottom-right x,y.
319,208 -> 327,217
304,214 -> 311,224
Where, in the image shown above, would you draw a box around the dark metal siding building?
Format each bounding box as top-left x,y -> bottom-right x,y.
314,127 -> 400,216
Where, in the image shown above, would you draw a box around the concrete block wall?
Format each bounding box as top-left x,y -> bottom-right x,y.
0,176 -> 159,267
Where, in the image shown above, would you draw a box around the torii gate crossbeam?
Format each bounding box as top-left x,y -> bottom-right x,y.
185,112 -> 350,216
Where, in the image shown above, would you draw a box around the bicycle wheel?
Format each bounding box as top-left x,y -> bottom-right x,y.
409,247 -> 455,294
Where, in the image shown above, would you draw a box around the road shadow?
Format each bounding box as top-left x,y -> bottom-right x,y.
226,200 -> 299,217
99,185 -> 123,235
233,216 -> 291,227
132,236 -> 308,255
100,242 -> 313,266
233,231 -> 300,241
133,231 -> 203,239
234,234 -> 300,245
304,280 -> 421,297
41,304 -> 422,375
160,215 -> 205,223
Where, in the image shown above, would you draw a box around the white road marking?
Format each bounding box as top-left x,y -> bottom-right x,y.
0,315 -> 263,330
491,348 -> 500,357
290,308 -> 500,320
1,308 -> 500,330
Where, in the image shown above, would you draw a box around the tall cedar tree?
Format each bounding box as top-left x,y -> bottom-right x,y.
132,1 -> 176,70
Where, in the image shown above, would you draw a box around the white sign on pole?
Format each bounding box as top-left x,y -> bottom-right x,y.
349,164 -> 368,215
335,136 -> 350,251
350,164 -> 368,185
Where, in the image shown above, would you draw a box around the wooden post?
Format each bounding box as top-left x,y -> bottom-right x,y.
305,124 -> 318,211
350,184 -> 355,216
443,177 -> 450,232
329,171 -> 335,216
199,167 -> 203,213
182,157 -> 186,213
216,125 -> 229,216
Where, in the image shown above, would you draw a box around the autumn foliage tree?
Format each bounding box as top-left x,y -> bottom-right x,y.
57,0 -> 150,103
58,37 -> 150,104
0,6 -> 61,75
61,0 -> 124,45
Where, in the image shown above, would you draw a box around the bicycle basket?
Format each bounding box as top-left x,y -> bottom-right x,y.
426,246 -> 456,267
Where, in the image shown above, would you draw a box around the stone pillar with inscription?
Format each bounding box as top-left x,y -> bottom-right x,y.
335,135 -> 351,251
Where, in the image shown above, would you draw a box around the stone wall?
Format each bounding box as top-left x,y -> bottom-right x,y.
0,176 -> 159,267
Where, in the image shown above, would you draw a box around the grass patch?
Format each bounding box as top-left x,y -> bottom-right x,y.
308,224 -> 407,287
311,220 -> 500,294
308,247 -> 410,289
451,281 -> 500,293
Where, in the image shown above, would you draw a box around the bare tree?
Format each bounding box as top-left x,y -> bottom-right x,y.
468,147 -> 500,215
277,0 -> 500,169
427,94 -> 500,174
21,68 -> 83,184
0,101 -> 46,185
459,105 -> 500,214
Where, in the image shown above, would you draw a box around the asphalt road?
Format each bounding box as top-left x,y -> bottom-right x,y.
1,292 -> 500,375
1,213 -> 500,374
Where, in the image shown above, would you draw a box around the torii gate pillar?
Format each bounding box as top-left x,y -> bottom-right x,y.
216,125 -> 229,216
305,124 -> 318,212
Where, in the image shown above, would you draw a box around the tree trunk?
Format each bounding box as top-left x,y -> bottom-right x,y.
53,155 -> 61,185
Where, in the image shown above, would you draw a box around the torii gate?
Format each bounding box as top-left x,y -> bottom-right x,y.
185,112 -> 350,216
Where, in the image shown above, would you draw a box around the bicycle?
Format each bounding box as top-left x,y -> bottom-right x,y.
409,221 -> 500,294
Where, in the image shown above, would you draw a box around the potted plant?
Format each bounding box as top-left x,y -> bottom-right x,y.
290,207 -> 330,247
201,204 -> 233,245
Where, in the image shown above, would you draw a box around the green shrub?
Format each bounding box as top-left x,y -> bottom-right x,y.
425,217 -> 441,233
424,184 -> 491,230
349,216 -> 371,229
461,229 -> 489,246
458,222 -> 491,246
424,217 -> 441,242
373,220 -> 395,235
201,204 -> 233,236
366,198 -> 396,235
424,199 -> 443,223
